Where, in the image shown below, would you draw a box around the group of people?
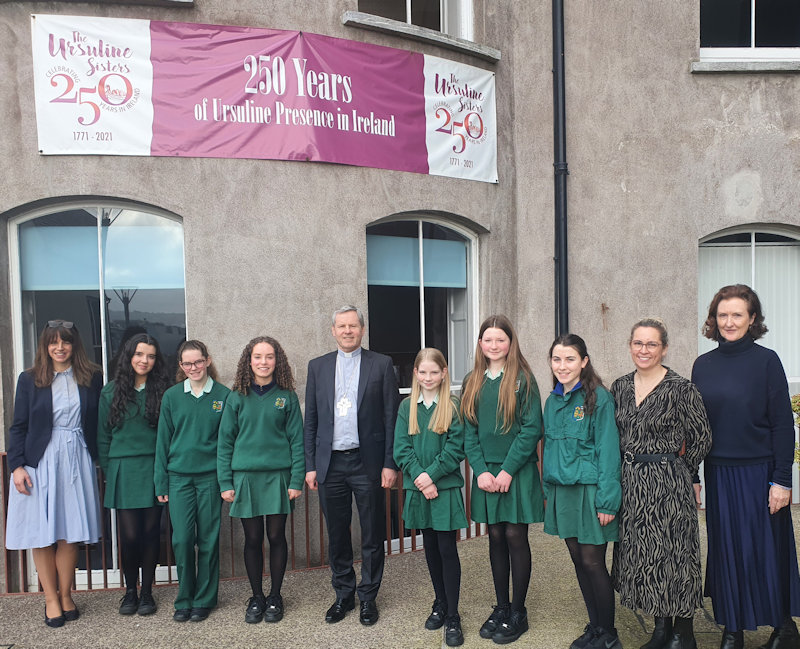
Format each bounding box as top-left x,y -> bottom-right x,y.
4,285 -> 799,649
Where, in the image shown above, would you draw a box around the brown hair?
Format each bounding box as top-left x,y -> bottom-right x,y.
175,340 -> 219,383
406,348 -> 458,436
460,315 -> 533,433
32,321 -> 99,388
548,333 -> 605,415
232,336 -> 295,395
702,284 -> 768,341
629,318 -> 669,347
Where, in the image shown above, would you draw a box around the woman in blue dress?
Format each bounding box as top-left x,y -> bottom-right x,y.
5,320 -> 103,627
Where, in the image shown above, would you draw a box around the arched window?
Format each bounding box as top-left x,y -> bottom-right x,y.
9,202 -> 186,376
366,217 -> 477,390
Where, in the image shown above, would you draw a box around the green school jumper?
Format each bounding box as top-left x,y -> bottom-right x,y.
155,378 -> 230,610
393,397 -> 467,531
98,382 -> 159,509
217,386 -> 304,518
463,372 -> 545,524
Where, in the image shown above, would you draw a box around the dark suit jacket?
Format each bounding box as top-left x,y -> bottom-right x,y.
7,370 -> 103,471
304,348 -> 400,484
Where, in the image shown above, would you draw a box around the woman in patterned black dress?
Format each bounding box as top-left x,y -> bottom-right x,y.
610,319 -> 712,649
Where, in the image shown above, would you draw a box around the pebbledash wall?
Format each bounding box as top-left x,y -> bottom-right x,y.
1,0 -> 799,589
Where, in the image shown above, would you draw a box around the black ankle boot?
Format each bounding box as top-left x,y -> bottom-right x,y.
720,629 -> 744,649
641,617 -> 673,649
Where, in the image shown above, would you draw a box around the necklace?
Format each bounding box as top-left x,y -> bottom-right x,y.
634,368 -> 666,405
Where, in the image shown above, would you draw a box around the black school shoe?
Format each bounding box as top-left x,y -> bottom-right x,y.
173,609 -> 191,622
137,592 -> 157,616
118,589 -> 138,615
492,608 -> 529,645
571,624 -> 596,649
189,607 -> 211,622
587,626 -> 622,649
245,596 -> 266,624
263,595 -> 284,623
445,614 -> 464,647
425,599 -> 447,630
479,603 -> 510,639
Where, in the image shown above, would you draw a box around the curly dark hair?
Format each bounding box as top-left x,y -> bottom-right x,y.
702,284 -> 768,341
548,333 -> 605,415
108,333 -> 170,429
232,336 -> 295,395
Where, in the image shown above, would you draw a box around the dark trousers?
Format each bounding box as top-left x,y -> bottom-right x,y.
318,449 -> 386,602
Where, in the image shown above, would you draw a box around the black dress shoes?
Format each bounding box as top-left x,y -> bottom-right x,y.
173,608 -> 191,622
44,605 -> 65,628
63,607 -> 80,622
189,607 -> 211,622
325,596 -> 355,623
359,599 -> 379,626
425,598 -> 446,630
720,629 -> 744,649
758,619 -> 800,649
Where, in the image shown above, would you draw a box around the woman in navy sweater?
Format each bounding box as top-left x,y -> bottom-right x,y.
693,285 -> 800,649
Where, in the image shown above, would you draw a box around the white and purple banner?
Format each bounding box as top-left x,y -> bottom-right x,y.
31,14 -> 497,183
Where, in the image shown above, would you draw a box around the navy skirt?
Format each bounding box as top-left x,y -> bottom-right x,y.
704,461 -> 800,631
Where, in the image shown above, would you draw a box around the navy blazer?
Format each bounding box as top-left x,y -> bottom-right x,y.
303,348 -> 400,484
7,370 -> 103,471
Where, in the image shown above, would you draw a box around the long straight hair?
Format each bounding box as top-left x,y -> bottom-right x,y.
407,348 -> 457,436
460,315 -> 533,433
548,333 -> 605,415
32,321 -> 99,388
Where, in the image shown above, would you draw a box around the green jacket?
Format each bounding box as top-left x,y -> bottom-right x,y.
393,396 -> 465,490
542,384 -> 621,515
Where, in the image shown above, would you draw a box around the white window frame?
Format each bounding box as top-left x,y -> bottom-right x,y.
7,199 -> 187,591
699,0 -> 800,62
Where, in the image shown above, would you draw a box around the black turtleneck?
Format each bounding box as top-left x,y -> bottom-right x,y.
691,334 -> 795,487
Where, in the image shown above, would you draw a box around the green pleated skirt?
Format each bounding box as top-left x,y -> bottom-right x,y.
402,486 -> 467,532
544,483 -> 618,544
104,455 -> 159,509
229,469 -> 293,518
470,461 -> 544,525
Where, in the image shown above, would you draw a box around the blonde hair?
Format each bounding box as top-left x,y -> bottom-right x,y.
460,315 -> 533,433
407,348 -> 457,436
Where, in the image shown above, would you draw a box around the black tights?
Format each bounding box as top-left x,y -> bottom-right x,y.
421,529 -> 461,616
241,514 -> 288,598
565,539 -> 614,631
117,506 -> 162,594
487,522 -> 530,612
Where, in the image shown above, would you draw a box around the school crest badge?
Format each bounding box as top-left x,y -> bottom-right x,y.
212,400 -> 223,412
573,406 -> 585,421
275,397 -> 286,409
515,379 -> 521,393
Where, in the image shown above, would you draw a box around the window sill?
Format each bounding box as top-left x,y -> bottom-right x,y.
342,11 -> 501,63
691,60 -> 800,73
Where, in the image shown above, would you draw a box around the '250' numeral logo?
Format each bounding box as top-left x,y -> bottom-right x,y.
435,108 -> 484,154
49,73 -> 133,126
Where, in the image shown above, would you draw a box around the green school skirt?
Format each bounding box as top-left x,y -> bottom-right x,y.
544,483 -> 618,545
403,486 -> 467,532
104,455 -> 159,509
229,469 -> 293,518
470,461 -> 544,525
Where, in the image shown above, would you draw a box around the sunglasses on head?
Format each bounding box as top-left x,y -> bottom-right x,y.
47,320 -> 74,329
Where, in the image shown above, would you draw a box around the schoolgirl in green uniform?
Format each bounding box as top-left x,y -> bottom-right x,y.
155,340 -> 231,622
217,336 -> 304,625
543,334 -> 621,649
460,315 -> 543,645
393,348 -> 467,647
98,333 -> 170,616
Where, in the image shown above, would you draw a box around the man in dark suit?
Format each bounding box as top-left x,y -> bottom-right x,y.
304,305 -> 399,626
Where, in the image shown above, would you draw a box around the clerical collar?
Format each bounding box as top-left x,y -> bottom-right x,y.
338,348 -> 362,358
